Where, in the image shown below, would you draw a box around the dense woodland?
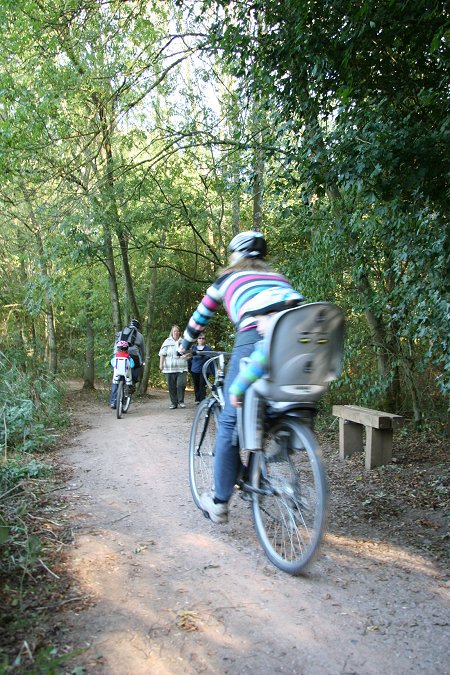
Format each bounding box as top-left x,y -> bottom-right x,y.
0,5 -> 448,667
0,0 -> 448,458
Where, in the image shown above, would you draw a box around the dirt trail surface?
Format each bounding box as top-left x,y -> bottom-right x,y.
58,385 -> 449,674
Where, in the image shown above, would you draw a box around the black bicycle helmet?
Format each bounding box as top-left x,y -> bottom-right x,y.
130,319 -> 141,330
228,231 -> 267,259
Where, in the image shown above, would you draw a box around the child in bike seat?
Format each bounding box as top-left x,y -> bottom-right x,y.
229,287 -> 304,408
111,340 -> 135,367
109,341 -> 135,409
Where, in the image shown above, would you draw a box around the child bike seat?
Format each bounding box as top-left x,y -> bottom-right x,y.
253,302 -> 345,403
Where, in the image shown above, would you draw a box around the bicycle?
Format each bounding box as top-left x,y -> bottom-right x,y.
112,355 -> 133,419
188,301 -> 345,575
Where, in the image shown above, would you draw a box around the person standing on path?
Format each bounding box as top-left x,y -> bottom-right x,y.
159,325 -> 190,409
190,333 -> 213,404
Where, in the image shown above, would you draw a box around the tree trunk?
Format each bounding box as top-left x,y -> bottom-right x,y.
252,137 -> 264,231
10,308 -> 27,372
384,363 -> 401,413
359,274 -> 408,414
232,173 -> 240,236
117,228 -> 140,320
140,264 -> 158,396
46,307 -> 57,374
98,99 -> 139,324
140,227 -> 168,395
30,320 -> 37,361
83,281 -> 95,390
252,101 -> 265,231
362,306 -> 391,381
403,341 -> 423,427
102,222 -> 122,332
21,185 -> 58,374
17,243 -> 31,369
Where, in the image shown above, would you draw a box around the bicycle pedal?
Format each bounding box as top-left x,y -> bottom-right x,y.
236,477 -> 248,489
237,478 -> 253,499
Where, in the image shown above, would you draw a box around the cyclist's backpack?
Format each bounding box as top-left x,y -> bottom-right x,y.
117,325 -> 137,347
253,302 -> 345,404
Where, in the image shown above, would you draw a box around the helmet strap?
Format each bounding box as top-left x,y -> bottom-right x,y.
229,251 -> 244,265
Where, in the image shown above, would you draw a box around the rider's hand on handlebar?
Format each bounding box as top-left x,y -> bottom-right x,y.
230,393 -> 243,408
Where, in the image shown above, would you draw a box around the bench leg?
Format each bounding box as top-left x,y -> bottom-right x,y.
365,427 -> 393,470
339,419 -> 364,459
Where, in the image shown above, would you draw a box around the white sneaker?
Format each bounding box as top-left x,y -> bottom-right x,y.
200,492 -> 228,524
179,402 -> 186,408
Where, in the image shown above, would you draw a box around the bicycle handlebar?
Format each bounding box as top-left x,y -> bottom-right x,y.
198,350 -> 232,358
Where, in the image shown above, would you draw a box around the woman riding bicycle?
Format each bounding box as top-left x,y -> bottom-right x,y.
180,231 -> 303,523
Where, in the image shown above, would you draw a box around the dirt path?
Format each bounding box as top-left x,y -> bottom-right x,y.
59,387 -> 449,674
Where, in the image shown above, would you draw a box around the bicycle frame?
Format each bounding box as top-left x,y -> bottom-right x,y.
188,352 -> 228,454
188,345 -> 329,574
238,387 -> 317,454
198,351 -> 315,452
200,352 -> 227,409
194,396 -> 219,450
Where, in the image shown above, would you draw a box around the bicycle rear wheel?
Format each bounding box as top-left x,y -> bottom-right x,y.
250,418 -> 327,575
122,386 -> 131,413
116,380 -> 124,419
189,398 -> 220,509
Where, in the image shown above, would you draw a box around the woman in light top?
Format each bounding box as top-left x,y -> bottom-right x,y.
159,325 -> 190,409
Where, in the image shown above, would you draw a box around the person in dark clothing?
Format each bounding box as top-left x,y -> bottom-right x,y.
110,319 -> 145,408
126,319 -> 145,381
189,333 -> 213,403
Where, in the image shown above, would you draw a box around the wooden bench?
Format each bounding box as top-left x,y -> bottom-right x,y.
332,405 -> 404,470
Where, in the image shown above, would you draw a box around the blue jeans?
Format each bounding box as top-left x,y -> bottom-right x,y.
213,342 -> 255,502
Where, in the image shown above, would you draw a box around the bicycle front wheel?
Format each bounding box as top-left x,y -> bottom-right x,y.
251,418 -> 327,575
189,398 -> 220,509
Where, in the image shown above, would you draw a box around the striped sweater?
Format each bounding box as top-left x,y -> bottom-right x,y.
182,269 -> 298,348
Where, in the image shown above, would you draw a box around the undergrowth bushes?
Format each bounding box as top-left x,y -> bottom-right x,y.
0,356 -> 70,618
0,355 -> 69,456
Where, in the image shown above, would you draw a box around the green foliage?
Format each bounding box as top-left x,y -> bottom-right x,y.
0,512 -> 9,544
0,644 -> 86,674
0,0 -> 447,421
194,0 -> 449,415
0,458 -> 54,599
0,450 -> 85,672
0,456 -> 53,593
0,457 -> 52,492
0,356 -> 69,454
